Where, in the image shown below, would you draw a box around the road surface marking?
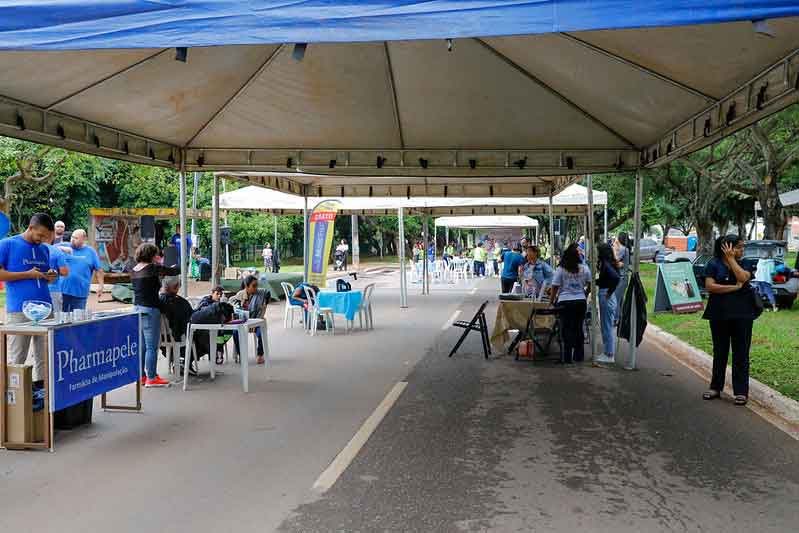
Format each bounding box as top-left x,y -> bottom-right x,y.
442,310 -> 461,330
470,287 -> 478,295
313,381 -> 408,492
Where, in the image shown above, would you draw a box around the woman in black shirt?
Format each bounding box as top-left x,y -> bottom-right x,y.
702,235 -> 753,405
131,243 -> 179,387
596,243 -> 620,364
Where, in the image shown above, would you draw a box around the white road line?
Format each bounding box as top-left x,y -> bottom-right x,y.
469,287 -> 478,295
442,309 -> 461,330
313,381 -> 408,492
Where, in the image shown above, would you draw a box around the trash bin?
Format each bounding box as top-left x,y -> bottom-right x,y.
54,398 -> 93,430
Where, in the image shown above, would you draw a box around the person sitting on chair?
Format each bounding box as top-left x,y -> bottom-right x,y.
159,276 -> 207,374
197,285 -> 226,310
228,275 -> 270,364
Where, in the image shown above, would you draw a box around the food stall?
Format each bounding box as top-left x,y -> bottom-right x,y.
1,310 -> 142,451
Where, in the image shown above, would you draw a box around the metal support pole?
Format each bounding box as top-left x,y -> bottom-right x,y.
422,213 -> 429,295
222,179 -> 230,268
587,175 -> 598,359
548,188 -> 555,262
433,222 -> 437,260
273,214 -> 278,272
626,170 -> 644,370
351,214 -> 360,270
445,226 -> 449,248
303,196 -> 308,282
398,207 -> 408,308
190,171 -> 200,252
178,168 -> 188,297
604,205 -> 608,243
211,174 -> 220,287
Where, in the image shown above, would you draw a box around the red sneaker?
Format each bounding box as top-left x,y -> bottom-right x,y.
141,375 -> 147,385
145,376 -> 171,388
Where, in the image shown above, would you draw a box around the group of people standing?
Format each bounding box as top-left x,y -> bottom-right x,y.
0,214 -> 106,385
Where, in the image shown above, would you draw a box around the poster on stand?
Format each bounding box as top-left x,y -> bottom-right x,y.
653,262 -> 704,313
305,200 -> 340,287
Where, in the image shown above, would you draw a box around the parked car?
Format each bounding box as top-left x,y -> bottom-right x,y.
638,238 -> 666,262
692,240 -> 798,309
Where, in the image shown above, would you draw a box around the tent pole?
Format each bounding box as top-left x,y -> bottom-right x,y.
398,207 -> 408,308
303,196 -> 308,282
190,171 -> 200,252
445,226 -> 449,249
548,187 -> 555,262
222,179 -> 230,268
351,214 -> 360,270
433,221 -> 437,261
604,204 -> 608,242
626,170 -> 643,370
422,212 -> 429,295
178,166 -> 188,298
273,214 -> 278,272
211,174 -> 220,287
587,175 -> 598,360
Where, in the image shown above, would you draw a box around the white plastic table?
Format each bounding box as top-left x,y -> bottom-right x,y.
183,318 -> 269,392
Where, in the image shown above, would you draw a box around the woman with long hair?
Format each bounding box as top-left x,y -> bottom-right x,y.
702,235 -> 755,405
550,242 -> 592,363
595,242 -> 620,364
131,243 -> 180,387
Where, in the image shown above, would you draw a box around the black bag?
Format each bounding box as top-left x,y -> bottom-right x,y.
747,283 -> 764,320
336,279 -> 351,292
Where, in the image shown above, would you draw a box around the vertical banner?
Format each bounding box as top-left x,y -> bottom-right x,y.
305,200 -> 341,287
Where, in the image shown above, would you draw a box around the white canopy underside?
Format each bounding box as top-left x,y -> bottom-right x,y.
0,18 -> 797,198
219,183 -> 605,215
435,216 -> 539,229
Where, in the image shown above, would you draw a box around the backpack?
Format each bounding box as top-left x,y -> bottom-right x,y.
336,279 -> 352,292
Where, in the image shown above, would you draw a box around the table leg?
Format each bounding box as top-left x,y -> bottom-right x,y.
261,322 -> 270,369
183,328 -> 193,391
239,325 -> 249,393
208,330 -> 217,381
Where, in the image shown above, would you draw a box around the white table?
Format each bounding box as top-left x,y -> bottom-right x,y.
183,318 -> 269,392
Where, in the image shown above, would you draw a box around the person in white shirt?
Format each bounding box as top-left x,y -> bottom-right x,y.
550,243 -> 592,363
335,239 -> 349,270
754,253 -> 777,311
261,243 -> 273,272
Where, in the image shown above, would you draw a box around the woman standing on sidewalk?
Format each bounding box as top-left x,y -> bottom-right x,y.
550,243 -> 592,363
702,235 -> 755,405
595,243 -> 620,364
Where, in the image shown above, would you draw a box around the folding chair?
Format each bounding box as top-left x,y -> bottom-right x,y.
448,300 -> 491,359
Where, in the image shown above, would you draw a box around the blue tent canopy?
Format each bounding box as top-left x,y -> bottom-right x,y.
2,1 -> 799,50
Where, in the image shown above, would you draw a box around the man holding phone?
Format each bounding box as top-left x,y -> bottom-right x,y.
0,213 -> 58,382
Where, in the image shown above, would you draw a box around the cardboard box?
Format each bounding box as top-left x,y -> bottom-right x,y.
6,364 -> 33,443
32,408 -> 46,443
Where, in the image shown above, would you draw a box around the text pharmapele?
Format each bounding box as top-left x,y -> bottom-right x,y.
56,336 -> 138,382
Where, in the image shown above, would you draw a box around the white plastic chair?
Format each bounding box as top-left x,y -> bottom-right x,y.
358,283 -> 376,330
408,259 -> 419,283
451,259 -> 467,282
303,285 -> 335,336
281,282 -> 304,328
159,314 -> 186,379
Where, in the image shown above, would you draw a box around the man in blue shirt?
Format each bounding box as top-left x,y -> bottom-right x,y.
60,229 -> 104,311
170,224 -> 192,257
500,245 -> 526,293
46,233 -> 70,313
0,213 -> 57,382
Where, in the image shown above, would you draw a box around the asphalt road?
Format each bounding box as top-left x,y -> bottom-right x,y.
279,285 -> 799,533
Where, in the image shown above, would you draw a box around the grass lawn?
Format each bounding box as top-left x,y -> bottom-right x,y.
639,262 -> 799,401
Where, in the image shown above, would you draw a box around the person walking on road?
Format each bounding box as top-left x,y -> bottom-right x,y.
702,235 -> 756,406
550,243 -> 592,364
500,244 -> 525,293
262,243 -> 273,272
60,229 -> 104,312
595,243 -> 620,364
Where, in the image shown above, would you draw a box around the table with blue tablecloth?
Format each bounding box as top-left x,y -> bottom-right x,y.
317,290 -> 363,330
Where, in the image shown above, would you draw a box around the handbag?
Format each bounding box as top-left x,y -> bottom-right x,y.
746,283 -> 764,320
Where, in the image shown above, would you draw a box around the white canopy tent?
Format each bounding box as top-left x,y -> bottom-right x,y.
434,216 -> 539,229
2,4 -> 797,367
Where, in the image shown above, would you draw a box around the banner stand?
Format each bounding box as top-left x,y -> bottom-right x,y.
653,262 -> 704,313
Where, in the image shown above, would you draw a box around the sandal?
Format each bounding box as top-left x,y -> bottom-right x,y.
734,395 -> 748,406
703,390 -> 721,400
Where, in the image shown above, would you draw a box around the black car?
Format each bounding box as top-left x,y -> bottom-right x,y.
691,240 -> 797,309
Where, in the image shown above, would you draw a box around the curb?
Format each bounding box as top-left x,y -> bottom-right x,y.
644,324 -> 799,441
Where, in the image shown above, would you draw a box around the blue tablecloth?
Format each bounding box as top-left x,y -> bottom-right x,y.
318,290 -> 363,321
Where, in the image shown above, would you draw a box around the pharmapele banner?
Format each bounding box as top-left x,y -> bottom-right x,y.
51,314 -> 141,411
653,262 -> 704,313
305,200 -> 341,287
